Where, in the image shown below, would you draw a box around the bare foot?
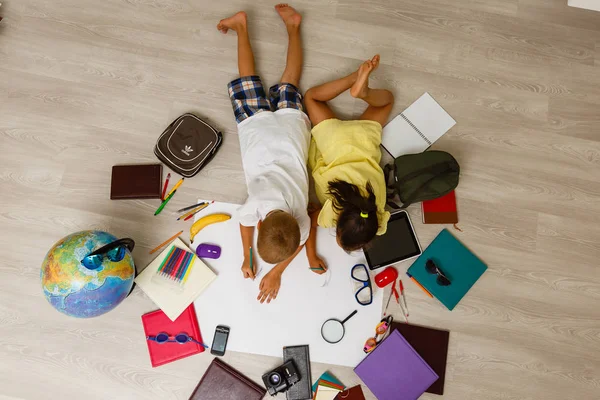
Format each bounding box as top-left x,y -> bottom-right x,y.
350,55 -> 380,99
217,11 -> 247,34
275,3 -> 302,29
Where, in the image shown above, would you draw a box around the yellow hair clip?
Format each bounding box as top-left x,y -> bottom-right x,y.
360,212 -> 369,218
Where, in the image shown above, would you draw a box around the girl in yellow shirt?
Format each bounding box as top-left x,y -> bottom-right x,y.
303,55 -> 394,269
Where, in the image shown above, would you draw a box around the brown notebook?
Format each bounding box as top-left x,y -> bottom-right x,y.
391,322 -> 450,395
110,164 -> 162,200
188,358 -> 266,400
334,385 -> 366,400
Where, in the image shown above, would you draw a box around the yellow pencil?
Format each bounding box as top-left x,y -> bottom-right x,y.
165,177 -> 184,199
149,231 -> 183,254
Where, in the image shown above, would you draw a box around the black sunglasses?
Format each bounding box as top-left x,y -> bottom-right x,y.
425,259 -> 451,286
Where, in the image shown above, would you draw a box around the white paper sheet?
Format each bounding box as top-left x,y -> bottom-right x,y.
382,92 -> 456,157
192,201 -> 383,367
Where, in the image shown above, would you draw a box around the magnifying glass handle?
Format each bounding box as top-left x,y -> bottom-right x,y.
341,310 -> 358,324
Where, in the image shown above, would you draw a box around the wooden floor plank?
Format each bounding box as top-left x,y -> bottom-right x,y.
2,1 -> 600,399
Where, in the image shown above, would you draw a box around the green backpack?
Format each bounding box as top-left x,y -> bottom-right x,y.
384,150 -> 460,208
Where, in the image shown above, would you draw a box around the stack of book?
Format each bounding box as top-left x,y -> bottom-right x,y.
136,238 -> 217,367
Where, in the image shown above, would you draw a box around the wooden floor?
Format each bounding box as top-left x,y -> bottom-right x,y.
1,0 -> 600,399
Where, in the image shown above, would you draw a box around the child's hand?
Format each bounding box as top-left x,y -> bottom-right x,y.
241,257 -> 256,280
257,269 -> 281,304
309,255 -> 327,274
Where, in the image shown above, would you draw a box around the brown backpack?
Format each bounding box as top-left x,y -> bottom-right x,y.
154,114 -> 223,178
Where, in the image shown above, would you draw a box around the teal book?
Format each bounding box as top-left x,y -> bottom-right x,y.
407,229 -> 487,310
312,371 -> 343,392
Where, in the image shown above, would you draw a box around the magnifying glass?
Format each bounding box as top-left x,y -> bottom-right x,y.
321,310 -> 358,344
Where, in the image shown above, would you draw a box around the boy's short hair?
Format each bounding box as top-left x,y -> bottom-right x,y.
257,211 -> 300,264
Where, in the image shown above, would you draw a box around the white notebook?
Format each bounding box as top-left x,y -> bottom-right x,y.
135,238 -> 217,321
314,385 -> 342,400
381,92 -> 456,157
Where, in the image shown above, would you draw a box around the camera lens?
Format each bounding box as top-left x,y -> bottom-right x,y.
268,373 -> 281,385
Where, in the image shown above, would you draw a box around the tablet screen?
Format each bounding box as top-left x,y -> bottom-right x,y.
364,211 -> 421,270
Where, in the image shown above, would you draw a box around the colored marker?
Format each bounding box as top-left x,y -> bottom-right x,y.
154,190 -> 176,216
165,177 -> 184,199
161,173 -> 171,201
249,247 -> 253,275
399,279 -> 409,317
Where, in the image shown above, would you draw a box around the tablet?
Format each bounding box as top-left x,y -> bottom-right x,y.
364,210 -> 422,270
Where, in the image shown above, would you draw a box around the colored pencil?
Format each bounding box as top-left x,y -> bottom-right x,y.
161,173 -> 171,201
183,206 -> 209,221
407,274 -> 433,298
149,231 -> 183,254
310,267 -> 325,271
177,201 -> 208,213
178,203 -> 209,221
164,177 -> 184,199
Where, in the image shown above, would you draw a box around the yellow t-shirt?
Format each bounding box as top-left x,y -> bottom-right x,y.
308,118 -> 390,235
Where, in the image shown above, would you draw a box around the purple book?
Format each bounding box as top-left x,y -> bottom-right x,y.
354,330 -> 439,400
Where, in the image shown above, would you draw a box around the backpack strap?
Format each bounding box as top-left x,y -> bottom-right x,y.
384,163 -> 400,200
387,201 -> 401,210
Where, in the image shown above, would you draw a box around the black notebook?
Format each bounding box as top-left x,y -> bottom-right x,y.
283,345 -> 312,400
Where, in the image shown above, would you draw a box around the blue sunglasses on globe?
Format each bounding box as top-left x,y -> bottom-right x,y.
81,238 -> 135,270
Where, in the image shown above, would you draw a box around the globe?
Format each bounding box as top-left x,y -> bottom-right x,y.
41,230 -> 135,318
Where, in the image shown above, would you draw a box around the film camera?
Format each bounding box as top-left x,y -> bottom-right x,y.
262,360 -> 300,396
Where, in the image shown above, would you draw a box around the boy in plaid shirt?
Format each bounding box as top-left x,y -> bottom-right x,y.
218,4 -> 326,304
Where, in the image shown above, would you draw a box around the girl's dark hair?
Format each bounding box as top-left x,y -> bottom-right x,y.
328,180 -> 379,251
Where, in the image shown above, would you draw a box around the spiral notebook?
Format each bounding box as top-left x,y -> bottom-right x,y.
381,93 -> 456,157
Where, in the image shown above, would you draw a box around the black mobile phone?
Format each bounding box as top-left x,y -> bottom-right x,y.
210,325 -> 230,356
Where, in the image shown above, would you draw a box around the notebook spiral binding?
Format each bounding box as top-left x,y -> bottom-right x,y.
400,113 -> 432,145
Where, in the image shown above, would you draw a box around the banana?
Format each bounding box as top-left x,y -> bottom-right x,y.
190,213 -> 231,242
